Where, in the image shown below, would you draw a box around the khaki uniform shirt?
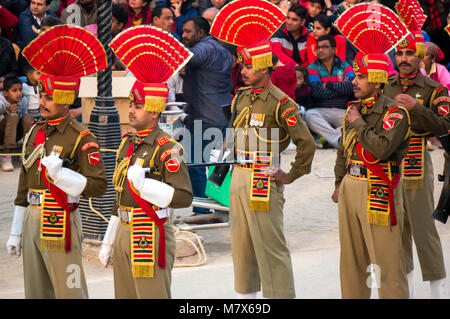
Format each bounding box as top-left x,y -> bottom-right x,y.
334,93 -> 410,187
111,126 -> 193,215
14,115 -> 107,206
232,81 -> 315,183
383,72 -> 450,137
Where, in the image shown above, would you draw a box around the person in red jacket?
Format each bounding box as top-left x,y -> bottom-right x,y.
306,14 -> 346,66
271,54 -> 297,100
0,4 -> 19,41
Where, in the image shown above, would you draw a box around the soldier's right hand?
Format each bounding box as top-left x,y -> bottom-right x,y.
331,187 -> 339,203
6,234 -> 22,257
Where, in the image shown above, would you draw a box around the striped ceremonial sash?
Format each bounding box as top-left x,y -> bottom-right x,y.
367,163 -> 392,227
249,151 -> 272,212
40,190 -> 66,251
402,136 -> 425,189
131,208 -> 155,278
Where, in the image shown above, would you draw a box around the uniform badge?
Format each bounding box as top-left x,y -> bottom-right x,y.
398,38 -> 409,48
383,119 -> 395,130
352,60 -> 360,72
408,156 -> 417,166
286,115 -> 297,126
138,236 -> 149,248
88,151 -> 100,166
250,113 -> 265,127
165,157 -> 180,173
438,105 -> 449,116
38,80 -> 45,94
129,90 -> 135,102
48,211 -> 59,224
375,187 -> 385,199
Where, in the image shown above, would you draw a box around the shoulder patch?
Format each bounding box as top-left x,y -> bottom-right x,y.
81,142 -> 99,151
80,129 -> 91,137
280,96 -> 289,105
160,148 -> 179,162
436,85 -> 448,93
286,115 -> 297,126
157,136 -> 169,146
87,151 -> 101,166
165,157 -> 180,173
434,96 -> 450,105
438,105 -> 450,116
281,106 -> 297,119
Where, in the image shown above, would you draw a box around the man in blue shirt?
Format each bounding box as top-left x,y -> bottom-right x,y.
182,16 -> 233,214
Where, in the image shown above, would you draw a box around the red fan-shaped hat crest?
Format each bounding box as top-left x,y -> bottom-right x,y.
395,0 -> 427,57
335,3 -> 408,83
22,25 -> 107,104
110,26 -> 193,113
210,0 -> 286,70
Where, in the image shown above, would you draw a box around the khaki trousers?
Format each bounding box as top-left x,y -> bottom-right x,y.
22,205 -> 88,299
112,221 -> 176,299
338,175 -> 409,298
229,167 -> 295,299
402,150 -> 446,281
0,113 -> 33,150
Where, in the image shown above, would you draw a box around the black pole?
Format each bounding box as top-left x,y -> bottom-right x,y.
79,0 -> 122,240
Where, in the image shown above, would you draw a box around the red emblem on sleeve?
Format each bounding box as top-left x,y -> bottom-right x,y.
286,115 -> 297,126
383,119 -> 395,130
165,157 -> 180,173
438,105 -> 449,116
88,151 -> 100,166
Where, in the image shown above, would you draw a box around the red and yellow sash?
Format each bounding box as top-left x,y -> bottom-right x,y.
402,136 -> 425,189
124,142 -> 167,271
35,126 -> 77,252
249,151 -> 272,212
130,208 -> 155,278
356,143 -> 400,227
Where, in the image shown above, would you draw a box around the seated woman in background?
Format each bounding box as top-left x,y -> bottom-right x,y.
124,0 -> 152,29
421,42 -> 450,87
305,14 -> 346,66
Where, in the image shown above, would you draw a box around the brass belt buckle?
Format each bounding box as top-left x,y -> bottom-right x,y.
350,165 -> 361,176
118,207 -> 130,223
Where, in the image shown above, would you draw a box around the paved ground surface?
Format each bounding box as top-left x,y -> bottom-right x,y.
0,146 -> 449,299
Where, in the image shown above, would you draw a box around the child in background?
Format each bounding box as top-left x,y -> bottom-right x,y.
294,65 -> 311,114
21,64 -> 41,121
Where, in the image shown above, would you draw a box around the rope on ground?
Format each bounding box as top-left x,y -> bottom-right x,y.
88,197 -> 111,224
173,226 -> 207,268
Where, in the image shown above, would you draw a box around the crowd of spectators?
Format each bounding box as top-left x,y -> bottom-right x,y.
0,0 -> 449,175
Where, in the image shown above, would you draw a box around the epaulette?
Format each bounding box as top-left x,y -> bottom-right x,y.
280,96 -> 289,105
157,135 -> 170,146
80,129 -> 91,137
388,105 -> 399,113
436,85 -> 448,93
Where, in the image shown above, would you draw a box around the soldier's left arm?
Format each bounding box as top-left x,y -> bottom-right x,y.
156,140 -> 193,209
73,131 -> 107,198
277,98 -> 316,183
351,105 -> 410,160
409,85 -> 450,136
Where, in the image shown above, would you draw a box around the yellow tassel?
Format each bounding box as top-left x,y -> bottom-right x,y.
368,71 -> 388,84
53,89 -> 76,105
415,43 -> 426,58
367,211 -> 390,227
132,264 -> 154,278
250,198 -> 270,212
144,97 -> 166,113
40,238 -> 65,252
252,53 -> 273,71
404,179 -> 423,190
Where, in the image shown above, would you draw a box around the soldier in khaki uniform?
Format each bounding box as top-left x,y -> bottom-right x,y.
5,25 -> 108,298
98,26 -> 193,299
210,0 -> 315,299
333,4 -> 411,298
383,1 -> 450,298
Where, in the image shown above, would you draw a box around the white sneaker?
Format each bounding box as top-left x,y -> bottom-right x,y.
1,156 -> 14,171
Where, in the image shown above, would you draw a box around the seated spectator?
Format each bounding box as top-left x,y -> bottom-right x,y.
305,35 -> 354,148
294,64 -> 311,108
421,42 -> 450,87
231,51 -> 245,96
168,0 -> 198,38
271,3 -> 309,67
0,36 -> 20,79
211,0 -> 227,10
0,4 -> 19,41
40,14 -> 62,31
151,5 -> 180,40
332,0 -> 362,22
61,0 -> 97,27
48,0 -> 60,15
15,0 -> 57,48
271,54 -> 297,99
306,0 -> 325,32
111,4 -> 128,71
123,0 -> 152,29
269,0 -> 291,14
56,0 -> 76,17
0,77 -> 32,171
21,64 -> 41,120
201,6 -> 218,25
306,14 -> 346,66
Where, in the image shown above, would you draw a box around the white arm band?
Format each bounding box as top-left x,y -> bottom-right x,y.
10,206 -> 26,235
53,167 -> 87,197
102,215 -> 120,246
140,178 -> 175,208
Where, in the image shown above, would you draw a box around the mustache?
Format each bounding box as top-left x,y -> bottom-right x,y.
399,62 -> 411,67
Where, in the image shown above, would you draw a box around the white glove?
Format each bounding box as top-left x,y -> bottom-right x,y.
127,164 -> 146,193
98,215 -> 120,267
41,154 -> 63,180
6,206 -> 26,257
140,178 -> 175,208
41,155 -> 87,197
